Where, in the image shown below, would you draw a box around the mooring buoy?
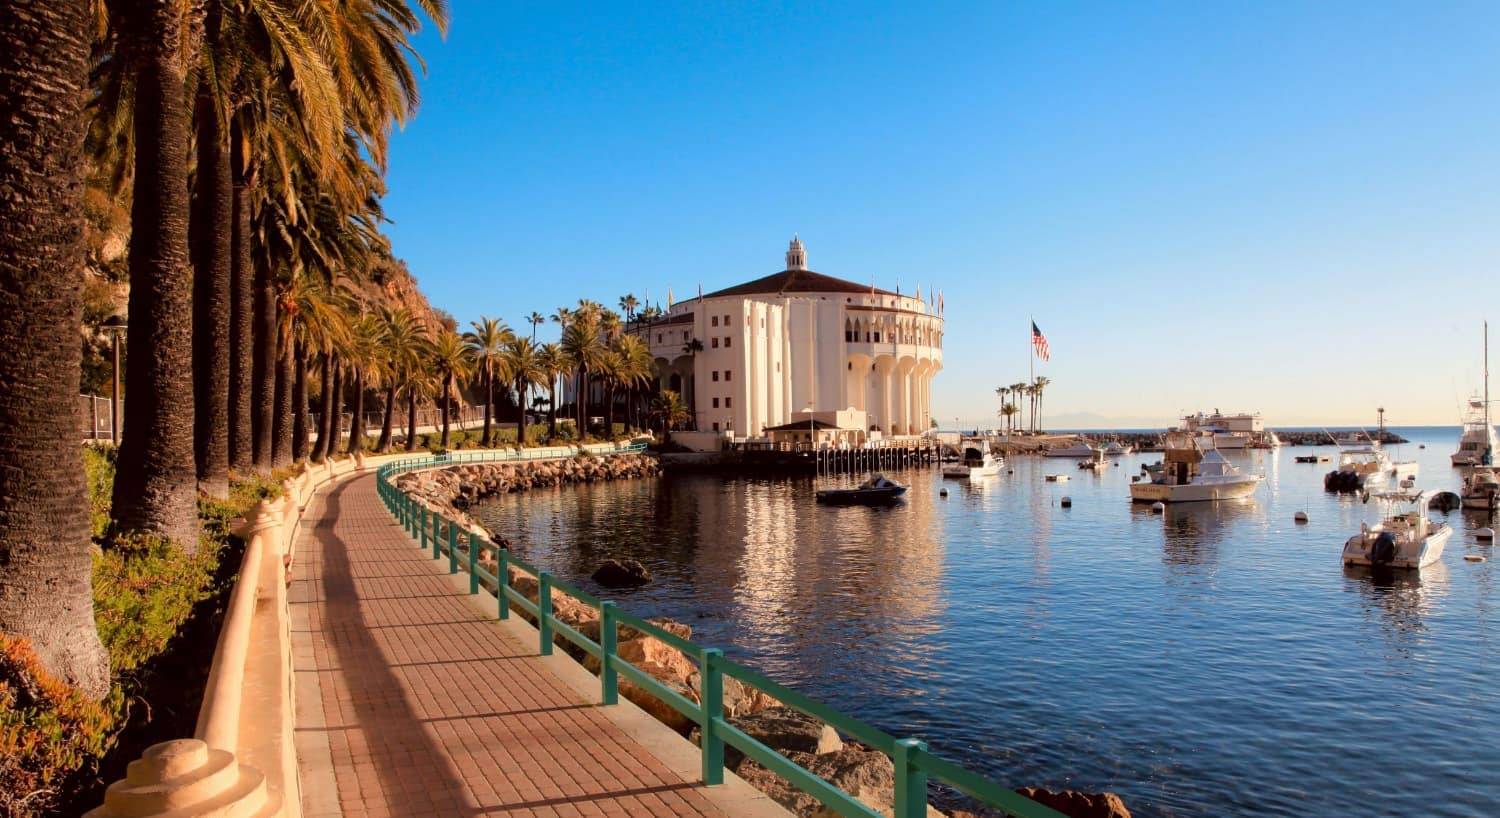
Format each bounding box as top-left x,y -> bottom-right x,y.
1464,554 -> 1485,562
1060,496 -> 1072,508
1151,501 -> 1166,514
939,488 -> 949,498
1294,511 -> 1309,524
1477,527 -> 1495,541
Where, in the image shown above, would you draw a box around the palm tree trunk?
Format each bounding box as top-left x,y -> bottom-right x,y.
251,259 -> 275,470
227,121 -> 253,471
516,377 -> 527,447
481,369 -> 492,445
376,384 -> 396,452
272,335 -> 293,467
0,0 -> 109,698
576,369 -> 587,433
548,382 -> 558,439
346,369 -> 364,454
441,373 -> 453,449
113,0 -> 199,548
325,360 -> 342,455
189,73 -> 229,498
310,352 -> 332,462
605,383 -> 616,436
292,342 -> 309,462
405,391 -> 418,451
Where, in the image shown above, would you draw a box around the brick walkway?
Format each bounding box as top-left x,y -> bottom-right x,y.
290,473 -> 731,818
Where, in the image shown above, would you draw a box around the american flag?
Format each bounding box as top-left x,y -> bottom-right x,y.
1032,320 -> 1050,362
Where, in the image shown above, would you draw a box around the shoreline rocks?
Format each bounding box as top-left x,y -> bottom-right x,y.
592,558 -> 652,587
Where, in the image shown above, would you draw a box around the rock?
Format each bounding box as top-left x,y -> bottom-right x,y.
696,706 -> 842,769
592,558 -> 652,587
732,753 -> 823,817
1013,788 -> 1131,818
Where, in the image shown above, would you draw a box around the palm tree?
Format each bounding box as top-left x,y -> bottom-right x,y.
618,294 -> 639,321
1032,376 -> 1051,433
612,334 -> 653,431
503,337 -> 546,446
0,0 -> 110,698
375,307 -> 425,452
429,330 -> 471,450
190,10 -> 232,497
527,311 -> 546,341
538,342 -> 566,439
561,315 -> 605,434
464,317 -> 513,446
284,276 -> 352,461
652,390 -> 691,435
343,315 -> 389,455
994,386 -> 1010,434
403,369 -> 439,451
1010,382 -> 1029,434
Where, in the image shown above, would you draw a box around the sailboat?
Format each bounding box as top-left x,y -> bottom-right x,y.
1453,321 -> 1499,468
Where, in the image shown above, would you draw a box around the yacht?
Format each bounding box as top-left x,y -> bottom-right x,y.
1181,410 -> 1279,449
1102,440 -> 1134,456
1462,466 -> 1500,511
943,438 -> 1002,479
1342,490 -> 1451,569
1452,323 -> 1496,466
1045,441 -> 1104,458
1130,432 -> 1263,504
1325,447 -> 1392,492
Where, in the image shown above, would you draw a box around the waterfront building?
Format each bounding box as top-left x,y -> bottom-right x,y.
638,238 -> 943,438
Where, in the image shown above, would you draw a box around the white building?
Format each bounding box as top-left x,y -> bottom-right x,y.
641,238 -> 943,438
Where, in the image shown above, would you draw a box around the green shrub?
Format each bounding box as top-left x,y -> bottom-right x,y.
92,532 -> 222,676
0,635 -> 113,817
83,445 -> 115,540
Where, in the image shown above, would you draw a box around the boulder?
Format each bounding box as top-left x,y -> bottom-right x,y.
732,753 -> 823,817
697,706 -> 841,769
1013,789 -> 1131,818
592,558 -> 652,588
730,746 -> 942,818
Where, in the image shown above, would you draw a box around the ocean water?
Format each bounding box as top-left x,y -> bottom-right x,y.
473,427 -> 1499,817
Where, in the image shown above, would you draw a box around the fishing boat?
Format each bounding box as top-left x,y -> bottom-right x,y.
815,474 -> 907,505
1102,440 -> 1134,456
1325,447 -> 1396,492
1462,466 -> 1500,511
1079,449 -> 1109,470
1045,441 -> 1104,458
1294,454 -> 1330,464
1341,490 -> 1452,569
1452,322 -> 1497,467
1130,433 -> 1262,504
943,438 -> 1002,479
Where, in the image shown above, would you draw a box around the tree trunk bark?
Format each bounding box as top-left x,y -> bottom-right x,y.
377,384 -> 396,451
346,369 -> 364,454
324,359 -> 342,456
548,384 -> 558,439
292,342 -> 309,462
251,257 -> 275,471
405,391 -> 418,451
0,0 -> 110,699
516,378 -> 528,447
605,384 -> 616,437
272,332 -> 293,467
113,0 -> 200,549
480,370 -> 493,446
189,71 -> 229,498
441,374 -> 452,449
310,352 -> 332,462
227,121 -> 253,472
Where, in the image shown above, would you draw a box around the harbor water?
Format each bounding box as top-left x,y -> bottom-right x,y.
473,426 -> 1498,818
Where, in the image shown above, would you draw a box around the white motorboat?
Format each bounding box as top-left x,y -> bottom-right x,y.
1045,441 -> 1104,458
1452,322 -> 1497,467
1079,449 -> 1109,471
1462,466 -> 1500,511
1325,447 -> 1392,492
1342,490 -> 1451,569
1102,440 -> 1134,456
1181,410 -> 1279,449
943,438 -> 1002,479
1130,432 -> 1262,504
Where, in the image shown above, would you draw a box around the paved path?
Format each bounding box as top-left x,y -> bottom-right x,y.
290,473 -> 731,818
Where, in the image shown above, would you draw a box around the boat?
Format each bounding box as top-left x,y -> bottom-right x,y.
815,473 -> 907,505
1181,410 -> 1279,449
1341,490 -> 1452,569
1044,473 -> 1070,482
1462,466 -> 1500,511
942,438 -> 1002,479
1142,460 -> 1164,477
1129,432 -> 1263,504
1102,440 -> 1134,456
1079,449 -> 1109,470
1294,454 -> 1330,464
1045,441 -> 1104,458
1452,322 -> 1497,467
1325,447 -> 1392,492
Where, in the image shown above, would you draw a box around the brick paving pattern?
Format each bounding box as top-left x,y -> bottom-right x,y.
291,473 -> 728,818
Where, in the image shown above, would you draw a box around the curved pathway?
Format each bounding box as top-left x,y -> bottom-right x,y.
289,472 -> 754,818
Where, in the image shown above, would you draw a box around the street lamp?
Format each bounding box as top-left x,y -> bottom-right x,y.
101,315 -> 127,444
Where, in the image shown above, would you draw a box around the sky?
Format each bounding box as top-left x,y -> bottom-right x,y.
382,1 -> 1500,428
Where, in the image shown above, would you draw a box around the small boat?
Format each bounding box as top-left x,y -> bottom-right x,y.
1044,473 -> 1070,482
1045,441 -> 1104,458
1294,454 -> 1330,464
1325,447 -> 1392,492
1141,460 -> 1164,477
815,474 -> 907,505
1079,450 -> 1109,470
943,438 -> 1002,479
1462,466 -> 1500,511
1102,440 -> 1134,456
1130,432 -> 1262,504
1342,490 -> 1452,569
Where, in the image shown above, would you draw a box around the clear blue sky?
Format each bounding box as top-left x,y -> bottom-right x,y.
384,1 -> 1500,428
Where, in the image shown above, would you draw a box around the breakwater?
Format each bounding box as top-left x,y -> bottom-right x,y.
395,453 -> 660,527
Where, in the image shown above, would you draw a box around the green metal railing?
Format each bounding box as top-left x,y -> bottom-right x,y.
375,450 -> 1064,818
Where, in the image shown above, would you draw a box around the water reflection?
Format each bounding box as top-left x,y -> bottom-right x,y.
1342,561 -> 1451,652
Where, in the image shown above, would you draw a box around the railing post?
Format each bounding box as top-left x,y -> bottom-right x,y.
892,738 -> 929,818
430,511 -> 441,560
446,517 -> 458,572
698,647 -> 724,785
600,601 -> 618,705
466,530 -> 478,590
496,550 -> 510,619
538,572 -> 554,655
419,506 -> 429,551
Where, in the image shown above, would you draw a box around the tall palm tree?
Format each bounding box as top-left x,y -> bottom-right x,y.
618,294 -> 639,321
611,334 -> 653,431
1032,376 -> 1051,433
190,6 -> 232,498
112,0 -> 200,548
503,337 -> 546,447
1010,382 -> 1029,434
538,342 -> 565,440
343,314 -> 387,455
527,310 -> 546,341
560,315 -> 605,434
994,386 -> 1009,434
284,276 -> 352,461
428,329 -> 471,450
375,307 -> 425,452
652,390 -> 690,435
464,317 -> 513,446
402,369 -> 439,451
0,0 -> 110,698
